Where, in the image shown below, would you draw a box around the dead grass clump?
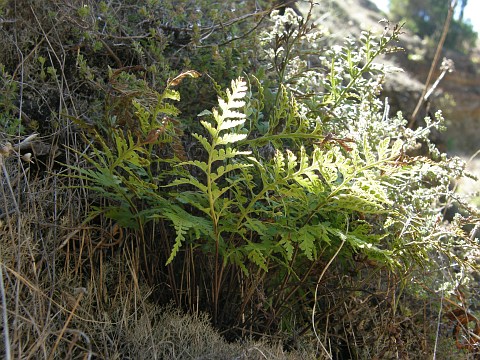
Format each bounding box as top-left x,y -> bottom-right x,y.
0,151 -> 92,358
116,304 -> 316,360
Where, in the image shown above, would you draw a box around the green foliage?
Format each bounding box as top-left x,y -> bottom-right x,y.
164,78 -> 252,264
67,3 -> 478,340
0,66 -> 24,135
67,70 -> 201,229
0,0 -> 264,139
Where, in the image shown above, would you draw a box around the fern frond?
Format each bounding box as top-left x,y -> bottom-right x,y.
178,160 -> 209,173
245,242 -> 269,272
192,133 -> 212,152
227,78 -> 248,101
161,88 -> 181,101
162,210 -> 212,265
346,233 -> 394,265
297,225 -> 317,260
286,150 -> 298,176
165,77 -> 251,265
279,234 -> 294,261
329,193 -> 386,213
352,178 -> 391,205
390,138 -> 404,157
150,204 -> 213,265
377,137 -> 390,161
273,150 -> 286,177
217,105 -> 246,122
219,119 -> 246,130
154,101 -> 180,117
201,120 -> 220,138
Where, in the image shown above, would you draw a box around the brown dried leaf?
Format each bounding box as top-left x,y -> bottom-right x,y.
168,70 -> 201,87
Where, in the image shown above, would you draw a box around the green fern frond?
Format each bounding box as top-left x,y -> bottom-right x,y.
329,193 -> 386,213
163,77 -> 251,264
376,137 -> 391,161
297,225 -> 317,261
168,177 -> 208,193
210,163 -> 253,182
161,88 -> 181,102
390,139 -> 404,157
352,178 -> 391,205
279,234 -> 294,261
112,132 -> 150,169
177,160 -> 209,173
273,150 -> 286,177
154,100 -> 181,117
346,232 -> 394,265
286,150 -> 298,176
246,242 -> 269,272
201,120 -> 219,138
158,207 -> 214,265
192,133 -> 212,152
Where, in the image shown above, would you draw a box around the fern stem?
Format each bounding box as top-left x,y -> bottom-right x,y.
233,184 -> 276,232
206,137 -> 222,324
268,255 -> 322,328
237,267 -> 267,324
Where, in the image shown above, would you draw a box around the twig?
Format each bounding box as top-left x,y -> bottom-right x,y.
0,160 -> 21,217
409,0 -> 457,128
0,264 -> 12,360
423,58 -> 455,102
432,291 -> 444,359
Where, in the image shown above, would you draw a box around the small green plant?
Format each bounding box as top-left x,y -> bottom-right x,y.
0,66 -> 24,135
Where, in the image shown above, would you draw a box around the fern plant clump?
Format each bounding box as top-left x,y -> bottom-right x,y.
72,3 -> 478,350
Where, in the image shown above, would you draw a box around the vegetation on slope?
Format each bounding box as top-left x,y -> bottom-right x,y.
0,0 -> 479,358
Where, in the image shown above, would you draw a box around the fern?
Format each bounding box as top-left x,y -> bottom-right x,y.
165,78 -> 252,262
65,5 -> 479,338
62,5 -> 480,340
66,72 -> 196,229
